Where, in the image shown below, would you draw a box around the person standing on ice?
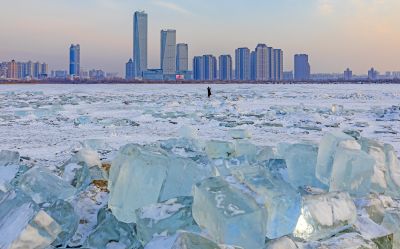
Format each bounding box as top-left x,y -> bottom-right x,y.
207,86 -> 212,98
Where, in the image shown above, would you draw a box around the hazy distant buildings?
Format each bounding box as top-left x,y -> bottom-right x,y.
3,60 -> 49,80
89,69 -> 106,80
69,44 -> 80,77
283,71 -> 294,81
203,55 -> 217,80
41,63 -> 49,77
133,11 -> 148,77
267,47 -> 274,80
0,63 -> 8,79
235,47 -> 251,81
160,29 -> 176,75
219,55 -> 233,80
254,44 -> 269,81
193,56 -> 203,80
250,51 -> 256,80
247,44 -> 283,81
273,49 -> 283,81
311,73 -> 342,81
294,54 -> 310,80
143,69 -> 163,81
3,60 -> 48,80
193,55 -> 217,81
344,68 -> 353,80
26,61 -> 33,78
176,43 -> 188,72
7,60 -> 18,79
33,62 -> 41,78
125,59 -> 135,80
368,68 -> 378,80
51,70 -> 68,79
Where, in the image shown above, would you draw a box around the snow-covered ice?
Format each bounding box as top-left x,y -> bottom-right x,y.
1,84 -> 400,165
1,83 -> 400,249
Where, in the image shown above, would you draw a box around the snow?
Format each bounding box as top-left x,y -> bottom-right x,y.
1,83 -> 400,248
138,198 -> 185,222
0,84 -> 399,166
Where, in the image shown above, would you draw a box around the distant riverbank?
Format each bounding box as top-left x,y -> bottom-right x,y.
1,79 -> 400,84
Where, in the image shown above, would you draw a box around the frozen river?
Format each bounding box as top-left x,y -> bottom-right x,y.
1,83 -> 399,166
2,83 -> 400,248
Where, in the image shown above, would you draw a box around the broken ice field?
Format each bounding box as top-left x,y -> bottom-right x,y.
1,127 -> 400,249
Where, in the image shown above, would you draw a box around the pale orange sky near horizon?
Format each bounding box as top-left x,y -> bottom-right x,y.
0,0 -> 399,75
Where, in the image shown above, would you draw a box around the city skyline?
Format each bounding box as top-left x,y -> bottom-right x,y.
1,0 -> 400,75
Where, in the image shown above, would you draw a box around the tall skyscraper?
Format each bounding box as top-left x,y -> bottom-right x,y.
203,55 -> 217,81
125,59 -> 135,80
250,51 -> 256,80
7,60 -> 18,79
219,55 -> 233,81
160,29 -> 177,75
193,56 -> 203,80
193,55 -> 217,81
254,44 -> 269,81
17,62 -> 24,79
33,62 -> 41,78
273,49 -> 283,81
0,63 -> 8,79
69,44 -> 80,76
368,68 -> 378,80
133,11 -> 148,78
267,47 -> 274,80
235,47 -> 251,81
344,68 -> 352,80
41,63 -> 48,77
26,61 -> 33,78
176,43 -> 188,72
294,54 -> 310,80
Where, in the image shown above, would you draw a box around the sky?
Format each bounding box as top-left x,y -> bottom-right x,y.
0,0 -> 399,75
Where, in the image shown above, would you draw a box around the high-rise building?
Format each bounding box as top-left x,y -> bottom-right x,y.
125,59 -> 135,80
203,55 -> 217,81
267,47 -> 275,80
193,56 -> 203,80
0,63 -> 8,79
273,49 -> 283,81
176,43 -> 188,72
384,71 -> 392,79
41,63 -> 48,78
193,55 -> 217,81
7,60 -> 18,79
235,47 -> 251,81
89,69 -> 106,80
254,44 -> 269,81
17,62 -> 24,79
344,68 -> 352,80
219,55 -> 233,81
133,11 -> 148,78
33,62 -> 41,79
12,61 -> 48,79
368,68 -> 378,80
69,44 -> 80,76
294,54 -> 310,80
250,51 -> 256,80
160,29 -> 177,75
26,61 -> 33,78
